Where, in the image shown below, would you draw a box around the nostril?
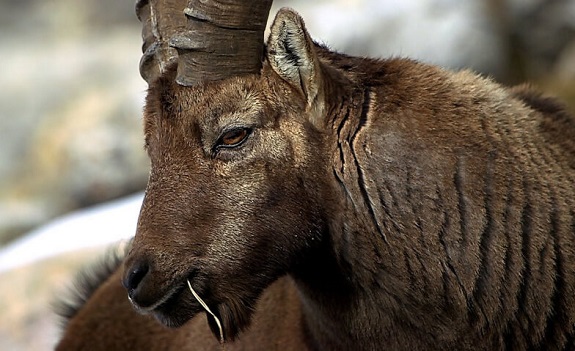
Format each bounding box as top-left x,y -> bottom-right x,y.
123,260 -> 149,294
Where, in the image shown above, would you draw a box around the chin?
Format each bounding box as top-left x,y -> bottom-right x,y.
153,309 -> 196,329
157,290 -> 260,341
149,288 -> 203,328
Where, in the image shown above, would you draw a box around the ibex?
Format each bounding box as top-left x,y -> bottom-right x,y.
55,0 -> 575,350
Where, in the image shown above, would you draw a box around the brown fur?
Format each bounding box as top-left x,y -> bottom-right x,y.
57,9 -> 575,350
53,247 -> 123,327
56,260 -> 309,350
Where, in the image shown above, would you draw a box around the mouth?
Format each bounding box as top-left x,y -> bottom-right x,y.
125,263 -> 265,340
129,283 -> 184,314
156,283 -> 211,328
128,277 -> 207,328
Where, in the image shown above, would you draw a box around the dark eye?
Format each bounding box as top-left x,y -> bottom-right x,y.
215,127 -> 251,150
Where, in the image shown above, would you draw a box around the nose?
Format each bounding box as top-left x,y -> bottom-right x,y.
122,259 -> 149,297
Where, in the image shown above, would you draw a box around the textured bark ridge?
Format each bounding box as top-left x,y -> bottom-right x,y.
136,0 -> 273,86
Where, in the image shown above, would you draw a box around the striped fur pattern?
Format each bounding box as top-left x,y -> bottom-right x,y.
60,8 -> 575,351
321,49 -> 575,349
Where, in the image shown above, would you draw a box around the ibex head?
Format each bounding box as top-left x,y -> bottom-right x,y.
123,4 -> 335,339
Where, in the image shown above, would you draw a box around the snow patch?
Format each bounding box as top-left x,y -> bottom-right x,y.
0,193 -> 143,273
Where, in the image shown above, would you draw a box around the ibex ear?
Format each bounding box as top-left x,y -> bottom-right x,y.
267,8 -> 324,113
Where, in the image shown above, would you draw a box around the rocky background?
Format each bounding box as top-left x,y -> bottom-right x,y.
0,0 -> 148,245
0,0 -> 574,350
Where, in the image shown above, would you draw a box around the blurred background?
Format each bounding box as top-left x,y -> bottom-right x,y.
0,0 -> 574,349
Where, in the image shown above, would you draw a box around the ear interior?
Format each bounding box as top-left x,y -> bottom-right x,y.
267,8 -> 322,107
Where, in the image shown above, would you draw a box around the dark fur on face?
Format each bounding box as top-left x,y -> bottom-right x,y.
124,60 -> 329,340
54,8 -> 575,350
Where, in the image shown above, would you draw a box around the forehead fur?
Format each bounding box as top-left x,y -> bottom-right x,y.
143,66 -> 270,144
146,69 -> 264,119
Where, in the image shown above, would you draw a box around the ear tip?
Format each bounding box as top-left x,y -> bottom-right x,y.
272,7 -> 305,28
275,7 -> 301,19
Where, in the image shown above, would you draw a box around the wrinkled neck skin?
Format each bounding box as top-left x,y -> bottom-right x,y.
286,75 -> 406,351
290,234 -> 394,351
289,171 -> 425,351
288,183 -> 414,350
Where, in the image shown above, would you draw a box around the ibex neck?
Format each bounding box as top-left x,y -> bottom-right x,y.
289,233 -> 397,350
